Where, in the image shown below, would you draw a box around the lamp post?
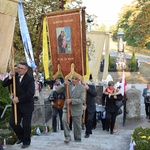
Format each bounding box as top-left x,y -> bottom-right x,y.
87,17 -> 94,32
116,30 -> 126,70
118,30 -> 124,52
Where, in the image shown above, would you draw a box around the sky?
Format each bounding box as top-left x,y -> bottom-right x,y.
82,0 -> 133,27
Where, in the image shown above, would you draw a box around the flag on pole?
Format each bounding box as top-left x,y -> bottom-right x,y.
18,1 -> 36,69
120,70 -> 127,96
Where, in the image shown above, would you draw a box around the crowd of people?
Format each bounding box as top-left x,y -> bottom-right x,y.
1,62 -> 150,148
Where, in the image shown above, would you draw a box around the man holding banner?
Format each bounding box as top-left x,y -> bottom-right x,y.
56,75 -> 85,143
2,62 -> 35,148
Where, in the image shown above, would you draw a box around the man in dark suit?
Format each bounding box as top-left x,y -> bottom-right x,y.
2,62 -> 35,148
83,80 -> 97,138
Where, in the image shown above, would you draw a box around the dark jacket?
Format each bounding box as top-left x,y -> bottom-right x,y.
102,90 -> 123,113
142,88 -> 150,103
86,84 -> 97,113
48,90 -> 65,101
2,72 -> 35,113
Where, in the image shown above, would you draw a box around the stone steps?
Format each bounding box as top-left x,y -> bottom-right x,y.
4,126 -> 132,150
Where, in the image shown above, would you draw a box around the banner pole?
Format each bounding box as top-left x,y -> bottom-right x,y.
11,45 -> 17,125
82,89 -> 87,124
65,83 -> 70,124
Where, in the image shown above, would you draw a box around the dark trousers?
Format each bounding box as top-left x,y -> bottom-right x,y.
52,107 -> 63,131
105,111 -> 117,132
0,145 -> 4,150
9,110 -> 32,145
85,110 -> 95,135
145,103 -> 150,118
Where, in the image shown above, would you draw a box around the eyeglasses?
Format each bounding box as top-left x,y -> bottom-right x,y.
18,67 -> 26,70
72,77 -> 78,80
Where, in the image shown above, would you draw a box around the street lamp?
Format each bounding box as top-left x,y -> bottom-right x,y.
116,30 -> 126,70
117,30 -> 124,52
87,17 -> 94,32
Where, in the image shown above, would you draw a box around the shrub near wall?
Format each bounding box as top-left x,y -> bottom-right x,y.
0,80 -> 11,124
131,127 -> 150,150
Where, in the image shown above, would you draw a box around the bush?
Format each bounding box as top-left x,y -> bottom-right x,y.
130,52 -> 137,71
131,127 -> 150,150
0,80 -> 11,124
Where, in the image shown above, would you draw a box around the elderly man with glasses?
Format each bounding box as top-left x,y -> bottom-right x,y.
56,75 -> 85,143
2,62 -> 35,148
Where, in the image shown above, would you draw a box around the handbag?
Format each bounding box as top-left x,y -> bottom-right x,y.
117,108 -> 122,115
115,100 -> 123,108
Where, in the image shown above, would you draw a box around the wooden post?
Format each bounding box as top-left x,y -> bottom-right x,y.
11,45 -> 17,125
82,88 -> 87,124
65,83 -> 70,124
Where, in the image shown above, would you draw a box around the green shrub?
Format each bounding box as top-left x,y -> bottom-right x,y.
130,52 -> 137,71
131,127 -> 150,150
0,80 -> 12,124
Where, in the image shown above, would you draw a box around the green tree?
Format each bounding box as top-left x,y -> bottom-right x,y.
108,54 -> 112,70
97,24 -> 107,31
114,0 -> 150,50
130,52 -> 136,71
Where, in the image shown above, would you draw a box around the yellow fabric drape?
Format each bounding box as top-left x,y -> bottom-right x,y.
84,46 -> 90,82
42,17 -> 50,79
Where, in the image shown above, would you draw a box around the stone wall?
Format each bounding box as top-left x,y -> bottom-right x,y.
126,85 -> 141,119
32,89 -> 52,125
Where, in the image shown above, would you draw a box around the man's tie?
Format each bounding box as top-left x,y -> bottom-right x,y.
18,76 -> 22,83
72,85 -> 75,91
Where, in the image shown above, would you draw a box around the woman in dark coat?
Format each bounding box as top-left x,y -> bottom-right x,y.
102,81 -> 123,134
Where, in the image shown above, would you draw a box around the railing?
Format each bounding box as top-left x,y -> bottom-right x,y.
0,103 -> 52,134
0,105 -> 11,119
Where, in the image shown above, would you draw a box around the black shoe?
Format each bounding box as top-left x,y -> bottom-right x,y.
90,131 -> 92,134
110,131 -> 114,134
84,134 -> 90,138
16,139 -> 22,144
22,144 -> 30,148
75,139 -> 81,142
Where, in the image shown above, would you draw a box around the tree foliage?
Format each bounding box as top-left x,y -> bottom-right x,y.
114,0 -> 150,50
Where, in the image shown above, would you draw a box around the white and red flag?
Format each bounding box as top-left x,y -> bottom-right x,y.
120,70 -> 127,96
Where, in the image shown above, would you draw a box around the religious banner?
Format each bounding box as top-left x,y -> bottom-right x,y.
0,0 -> 19,74
45,8 -> 86,79
86,31 -> 110,82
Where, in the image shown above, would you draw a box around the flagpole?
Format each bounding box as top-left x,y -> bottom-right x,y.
11,45 -> 17,125
65,83 -> 70,124
82,89 -> 87,124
